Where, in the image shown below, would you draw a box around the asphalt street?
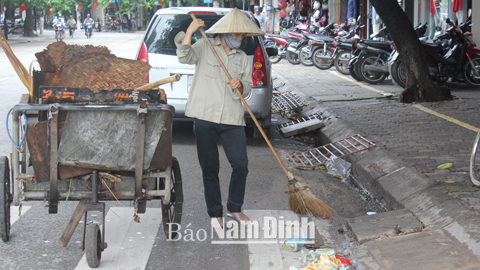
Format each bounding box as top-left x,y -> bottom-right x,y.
3,29 -> 479,269
0,31 -> 382,269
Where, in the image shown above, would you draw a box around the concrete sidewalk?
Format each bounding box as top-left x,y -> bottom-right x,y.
272,61 -> 480,269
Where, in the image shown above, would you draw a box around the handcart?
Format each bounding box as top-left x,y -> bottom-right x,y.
1,77 -> 183,268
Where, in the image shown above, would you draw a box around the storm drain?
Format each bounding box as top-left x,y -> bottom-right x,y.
288,134 -> 376,168
277,113 -> 324,137
273,81 -> 286,91
271,91 -> 306,116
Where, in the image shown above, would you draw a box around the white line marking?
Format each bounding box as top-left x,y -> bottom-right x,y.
10,205 -> 31,225
75,207 -> 162,270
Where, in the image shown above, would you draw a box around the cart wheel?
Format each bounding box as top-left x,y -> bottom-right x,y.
85,224 -> 102,268
0,156 -> 11,242
162,157 -> 183,240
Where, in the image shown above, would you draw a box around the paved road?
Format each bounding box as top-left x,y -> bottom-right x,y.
0,32 -> 381,269
271,59 -> 480,269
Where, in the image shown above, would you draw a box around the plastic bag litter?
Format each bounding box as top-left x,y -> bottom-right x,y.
299,254 -> 342,270
325,156 -> 351,180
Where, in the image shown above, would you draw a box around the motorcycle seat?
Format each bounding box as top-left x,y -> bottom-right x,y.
362,40 -> 392,50
306,34 -> 334,42
267,33 -> 288,39
420,40 -> 442,50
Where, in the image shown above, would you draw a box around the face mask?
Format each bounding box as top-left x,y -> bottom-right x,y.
224,33 -> 242,49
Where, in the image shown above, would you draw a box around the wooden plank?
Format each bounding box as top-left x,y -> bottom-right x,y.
58,199 -> 90,247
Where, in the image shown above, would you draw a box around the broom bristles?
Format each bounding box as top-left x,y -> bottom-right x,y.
288,181 -> 335,219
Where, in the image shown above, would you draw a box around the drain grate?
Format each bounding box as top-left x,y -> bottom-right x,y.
271,91 -> 306,116
273,81 -> 286,90
277,113 -> 323,130
288,134 -> 376,168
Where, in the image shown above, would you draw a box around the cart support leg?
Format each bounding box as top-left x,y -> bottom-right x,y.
135,104 -> 147,214
48,106 -> 59,214
59,199 -> 90,247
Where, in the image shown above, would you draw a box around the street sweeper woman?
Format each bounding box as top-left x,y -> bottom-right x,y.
174,8 -> 264,228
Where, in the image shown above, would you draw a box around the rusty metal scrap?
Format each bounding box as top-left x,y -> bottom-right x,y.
35,41 -> 151,93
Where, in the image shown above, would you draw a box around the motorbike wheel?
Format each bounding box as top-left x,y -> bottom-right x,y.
348,58 -> 362,81
462,55 -> 480,87
286,51 -> 300,65
298,45 -> 314,66
312,47 -> 334,70
268,40 -> 283,64
334,50 -> 352,75
56,33 -> 59,42
391,58 -> 406,88
357,54 -> 388,84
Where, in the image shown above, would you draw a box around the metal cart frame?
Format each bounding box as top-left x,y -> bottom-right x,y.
1,100 -> 183,268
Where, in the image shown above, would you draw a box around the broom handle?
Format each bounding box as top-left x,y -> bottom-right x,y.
190,14 -> 293,180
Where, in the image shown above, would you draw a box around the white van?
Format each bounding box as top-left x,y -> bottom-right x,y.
136,7 -> 274,138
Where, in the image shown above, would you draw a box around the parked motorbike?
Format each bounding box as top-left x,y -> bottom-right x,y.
95,21 -> 101,32
332,24 -> 365,75
285,30 -> 308,65
309,22 -> 358,70
55,23 -> 65,41
264,33 -> 290,64
289,23 -> 338,67
4,19 -> 24,34
390,17 -> 480,87
347,26 -> 393,84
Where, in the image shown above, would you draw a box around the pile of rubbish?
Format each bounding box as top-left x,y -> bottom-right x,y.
283,241 -> 352,270
35,41 -> 151,92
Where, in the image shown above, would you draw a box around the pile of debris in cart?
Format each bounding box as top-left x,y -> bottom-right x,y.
34,41 -> 168,104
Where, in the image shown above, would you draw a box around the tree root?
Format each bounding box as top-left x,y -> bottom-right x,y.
400,83 -> 452,103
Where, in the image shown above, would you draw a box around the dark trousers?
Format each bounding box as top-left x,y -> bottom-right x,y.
193,119 -> 249,218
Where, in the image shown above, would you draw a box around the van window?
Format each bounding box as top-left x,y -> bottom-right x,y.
144,14 -> 259,56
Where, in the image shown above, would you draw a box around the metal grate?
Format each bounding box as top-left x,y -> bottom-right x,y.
271,91 -> 306,116
277,113 -> 323,130
273,81 -> 286,90
288,134 -> 376,168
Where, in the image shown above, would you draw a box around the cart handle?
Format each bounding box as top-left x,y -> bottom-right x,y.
134,75 -> 180,91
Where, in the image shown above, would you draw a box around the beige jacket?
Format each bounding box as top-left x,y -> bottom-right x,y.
175,32 -> 252,126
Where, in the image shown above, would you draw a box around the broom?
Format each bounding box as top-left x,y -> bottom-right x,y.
189,14 -> 335,219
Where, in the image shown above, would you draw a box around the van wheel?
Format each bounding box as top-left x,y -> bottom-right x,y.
253,113 -> 271,140
253,125 -> 270,140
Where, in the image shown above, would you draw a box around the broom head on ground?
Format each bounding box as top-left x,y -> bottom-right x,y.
285,172 -> 335,219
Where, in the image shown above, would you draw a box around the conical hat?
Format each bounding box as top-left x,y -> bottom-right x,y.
205,8 -> 264,36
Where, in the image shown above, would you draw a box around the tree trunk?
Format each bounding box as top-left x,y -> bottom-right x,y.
370,0 -> 451,103
4,3 -> 16,40
23,6 -> 34,37
229,0 -> 236,8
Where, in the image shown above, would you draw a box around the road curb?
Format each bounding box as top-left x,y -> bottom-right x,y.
314,104 -> 480,260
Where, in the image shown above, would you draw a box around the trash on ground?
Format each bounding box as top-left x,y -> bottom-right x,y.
326,156 -> 351,180
366,211 -> 377,215
283,242 -> 301,252
300,254 -> 342,269
437,162 -> 453,170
